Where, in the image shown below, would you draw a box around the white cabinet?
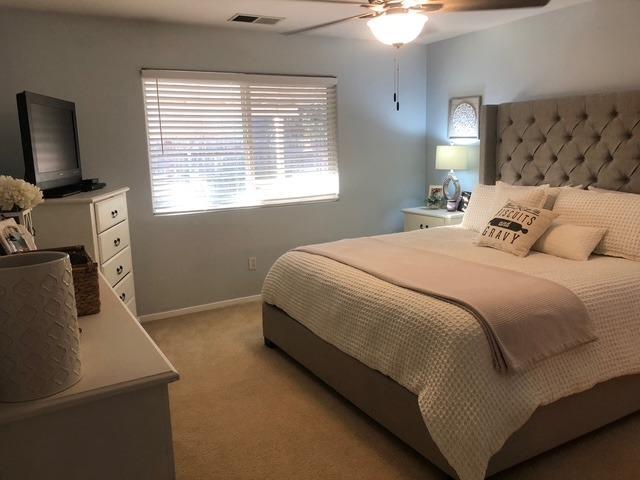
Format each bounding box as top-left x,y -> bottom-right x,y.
31,187 -> 137,316
0,275 -> 178,479
402,207 -> 464,232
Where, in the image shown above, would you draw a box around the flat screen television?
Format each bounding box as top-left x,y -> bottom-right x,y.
17,91 -> 83,193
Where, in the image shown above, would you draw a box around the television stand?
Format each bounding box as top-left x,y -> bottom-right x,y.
43,185 -> 83,198
44,180 -> 106,198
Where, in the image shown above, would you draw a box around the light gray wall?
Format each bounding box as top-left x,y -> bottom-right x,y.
426,0 -> 640,191
0,9 -> 428,315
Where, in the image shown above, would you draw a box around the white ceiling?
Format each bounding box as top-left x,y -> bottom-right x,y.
0,0 -> 590,44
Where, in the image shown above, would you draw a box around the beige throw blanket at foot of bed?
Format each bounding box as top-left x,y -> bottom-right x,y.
296,237 -> 595,373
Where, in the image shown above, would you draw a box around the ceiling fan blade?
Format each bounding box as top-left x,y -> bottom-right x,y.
287,0 -> 369,4
283,13 -> 374,35
441,0 -> 550,12
415,3 -> 445,13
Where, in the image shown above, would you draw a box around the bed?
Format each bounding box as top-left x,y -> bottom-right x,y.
261,91 -> 640,479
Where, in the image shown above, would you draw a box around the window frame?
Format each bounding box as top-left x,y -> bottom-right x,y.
140,69 -> 340,216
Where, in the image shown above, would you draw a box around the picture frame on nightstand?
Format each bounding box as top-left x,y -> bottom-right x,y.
458,191 -> 472,212
0,219 -> 37,255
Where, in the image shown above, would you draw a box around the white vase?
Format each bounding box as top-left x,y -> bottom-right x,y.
0,252 -> 82,402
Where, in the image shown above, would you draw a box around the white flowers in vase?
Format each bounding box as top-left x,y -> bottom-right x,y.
0,176 -> 43,212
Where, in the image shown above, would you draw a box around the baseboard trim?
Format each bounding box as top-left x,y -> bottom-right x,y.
139,294 -> 262,323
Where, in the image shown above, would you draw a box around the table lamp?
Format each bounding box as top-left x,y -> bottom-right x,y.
435,145 -> 468,211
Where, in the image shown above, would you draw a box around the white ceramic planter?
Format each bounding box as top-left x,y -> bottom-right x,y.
0,252 -> 82,402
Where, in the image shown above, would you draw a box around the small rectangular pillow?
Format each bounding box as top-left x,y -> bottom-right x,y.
532,222 -> 607,261
461,183 -> 547,233
476,200 -> 557,257
552,188 -> 640,261
493,181 -> 548,212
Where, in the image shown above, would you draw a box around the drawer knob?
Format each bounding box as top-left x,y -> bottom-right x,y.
114,238 -> 121,247
120,292 -> 126,301
111,210 -> 119,218
116,265 -> 123,275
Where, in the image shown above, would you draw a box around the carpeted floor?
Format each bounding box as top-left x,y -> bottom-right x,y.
145,301 -> 640,480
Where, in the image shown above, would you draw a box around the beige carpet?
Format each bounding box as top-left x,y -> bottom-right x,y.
145,302 -> 640,480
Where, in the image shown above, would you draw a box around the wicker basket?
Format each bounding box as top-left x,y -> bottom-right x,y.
43,246 -> 100,316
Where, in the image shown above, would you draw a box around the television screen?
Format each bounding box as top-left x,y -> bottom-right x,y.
30,103 -> 79,174
17,91 -> 83,191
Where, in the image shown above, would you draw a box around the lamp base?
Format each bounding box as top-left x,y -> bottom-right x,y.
443,170 -> 462,211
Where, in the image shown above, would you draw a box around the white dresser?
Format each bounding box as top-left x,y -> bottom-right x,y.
31,187 -> 137,316
0,275 -> 178,480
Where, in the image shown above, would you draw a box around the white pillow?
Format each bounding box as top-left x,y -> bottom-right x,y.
552,188 -> 640,261
532,222 -> 607,261
545,185 -> 584,210
461,182 -> 547,232
461,184 -> 496,232
493,182 -> 548,211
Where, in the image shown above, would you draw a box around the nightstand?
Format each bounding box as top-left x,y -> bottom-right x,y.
402,207 -> 464,231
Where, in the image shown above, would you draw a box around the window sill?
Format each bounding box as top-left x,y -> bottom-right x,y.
152,195 -> 339,217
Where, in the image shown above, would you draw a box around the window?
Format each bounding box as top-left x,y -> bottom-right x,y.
141,70 -> 339,214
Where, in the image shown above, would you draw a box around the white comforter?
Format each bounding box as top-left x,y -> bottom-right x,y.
262,226 -> 640,480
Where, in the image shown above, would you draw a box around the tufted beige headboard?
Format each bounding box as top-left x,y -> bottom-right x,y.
479,91 -> 640,193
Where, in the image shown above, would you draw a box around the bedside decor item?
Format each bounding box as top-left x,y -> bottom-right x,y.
476,200 -> 557,257
448,96 -> 481,144
435,145 -> 469,211
43,246 -> 100,316
0,219 -> 37,254
458,191 -> 472,212
0,176 -> 43,236
0,251 -> 81,402
426,185 -> 444,209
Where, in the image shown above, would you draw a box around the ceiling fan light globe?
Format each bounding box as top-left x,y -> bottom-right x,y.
367,11 -> 428,46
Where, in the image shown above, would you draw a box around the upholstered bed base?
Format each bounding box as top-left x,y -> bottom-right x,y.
263,303 -> 640,478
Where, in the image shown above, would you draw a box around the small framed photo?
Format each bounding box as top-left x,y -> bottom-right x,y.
0,219 -> 37,255
428,185 -> 444,199
426,185 -> 444,209
458,191 -> 472,212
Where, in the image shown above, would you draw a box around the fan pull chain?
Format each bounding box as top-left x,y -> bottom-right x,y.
393,54 -> 397,107
396,49 -> 400,111
393,46 -> 400,111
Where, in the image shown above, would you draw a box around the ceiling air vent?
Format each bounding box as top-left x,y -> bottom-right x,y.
228,14 -> 284,26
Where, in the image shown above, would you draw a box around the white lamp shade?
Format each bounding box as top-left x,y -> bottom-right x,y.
367,11 -> 428,46
435,145 -> 468,171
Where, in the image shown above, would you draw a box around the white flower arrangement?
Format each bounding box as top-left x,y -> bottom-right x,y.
0,176 -> 44,211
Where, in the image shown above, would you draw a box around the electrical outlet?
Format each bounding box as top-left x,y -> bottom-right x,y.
248,256 -> 257,271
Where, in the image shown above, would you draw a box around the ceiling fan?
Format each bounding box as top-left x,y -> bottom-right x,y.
284,0 -> 551,46
284,0 -> 550,111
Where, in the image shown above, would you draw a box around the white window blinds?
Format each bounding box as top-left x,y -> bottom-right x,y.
141,70 -> 339,214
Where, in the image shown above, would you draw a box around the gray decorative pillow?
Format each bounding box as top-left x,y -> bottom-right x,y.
476,200 -> 558,257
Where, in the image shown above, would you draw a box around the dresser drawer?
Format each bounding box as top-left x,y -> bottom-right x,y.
102,247 -> 133,287
114,272 -> 135,305
404,213 -> 445,231
95,194 -> 128,234
98,220 -> 130,263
